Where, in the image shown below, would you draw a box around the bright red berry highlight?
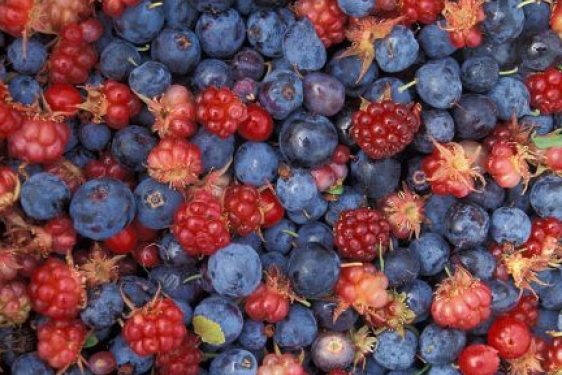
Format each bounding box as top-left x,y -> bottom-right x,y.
37,319 -> 87,369
196,86 -> 248,139
458,344 -> 500,375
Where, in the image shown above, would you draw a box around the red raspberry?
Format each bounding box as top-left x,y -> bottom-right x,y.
486,141 -> 533,189
365,291 -> 415,334
172,190 -> 231,257
0,0 -> 34,37
28,258 -> 86,320
123,297 -> 187,357
38,0 -> 93,34
0,251 -> 20,283
257,352 -> 309,375
334,264 -> 389,314
380,185 -> 425,239
44,83 -> 82,114
0,166 -> 21,213
334,208 -> 391,262
546,337 -> 562,373
144,85 -> 198,139
147,137 -> 204,189
488,316 -> 532,360
505,294 -> 539,328
44,215 -> 77,255
238,103 -> 274,142
224,184 -> 263,237
350,99 -> 421,160
102,0 -> 142,18
441,0 -> 487,48
44,159 -> 86,193
8,119 -> 70,164
259,189 -> 285,229
156,332 -> 202,375
196,86 -> 248,139
294,0 -> 348,48
526,67 -> 562,115
524,217 -> 562,258
132,243 -> 161,268
0,280 -> 31,326
0,102 -> 23,139
37,319 -> 88,369
84,152 -> 136,188
422,141 -> 487,198
458,344 -> 500,375
541,146 -> 562,174
431,267 -> 492,331
400,0 -> 444,25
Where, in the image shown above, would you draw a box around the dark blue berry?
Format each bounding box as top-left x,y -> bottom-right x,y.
375,26 -> 419,73
416,58 -> 462,109
274,305 -> 318,349
419,324 -> 466,364
196,9 -> 246,58
111,125 -> 157,172
81,283 -> 124,330
409,233 -> 450,276
8,75 -> 41,105
418,23 -> 457,59
413,109 -> 455,153
234,142 -> 279,187
21,172 -> 70,221
191,127 -> 235,173
113,0 -> 165,44
350,152 -> 401,199
7,38 -> 47,75
79,123 -> 112,151
100,40 -> 142,81
461,56 -> 500,93
373,330 -> 418,371
129,61 -> 171,98
151,28 -> 201,75
444,203 -> 490,249
452,94 -> 497,140
382,247 -> 421,287
258,69 -> 303,120
192,59 -> 234,91
134,177 -> 183,229
283,18 -> 326,72
490,207 -> 532,245
210,349 -> 258,375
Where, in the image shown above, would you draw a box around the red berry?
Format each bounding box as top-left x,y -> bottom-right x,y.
543,146 -> 562,174
553,2 -> 562,40
0,166 -> 21,213
196,86 -> 248,139
257,352 -> 309,375
133,219 -> 160,242
334,264 -> 389,313
0,0 -> 34,37
123,297 -> 187,357
45,215 -> 77,255
526,67 -> 562,115
0,102 -> 23,139
132,243 -> 160,268
44,159 -> 87,193
0,280 -> 31,326
147,85 -> 198,139
28,257 -> 86,320
294,0 -> 348,48
351,99 -> 421,160
546,338 -> 562,373
37,319 -> 88,369
488,316 -> 532,360
156,332 -> 203,375
505,294 -> 539,328
458,344 -> 500,375
79,18 -> 103,43
486,141 -> 532,188
104,224 -> 139,255
84,152 -> 136,188
431,267 -> 492,331
259,189 -> 285,229
400,0 -> 444,24
172,190 -> 231,257
0,251 -> 20,283
238,104 -> 274,141
380,185 -> 425,239
224,184 -> 263,236
102,0 -> 142,18
88,351 -> 118,375
8,118 -> 70,164
334,208 -> 391,262
442,0 -> 486,48
44,83 -> 82,114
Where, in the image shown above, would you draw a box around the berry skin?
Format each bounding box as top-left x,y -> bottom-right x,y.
37,319 -> 88,369
441,0 -> 487,48
0,280 -> 31,326
486,141 -> 533,189
334,208 -> 391,262
8,119 -> 70,164
196,86 -> 248,139
487,316 -> 532,360
28,258 -> 86,320
526,67 -> 562,115
123,296 -> 187,357
458,344 -> 500,375
431,267 -> 492,331
351,99 -> 421,160
0,166 -> 21,213
238,104 -> 274,142
294,0 -> 348,48
224,184 -> 262,236
400,0 -> 445,25
504,294 -> 539,327
172,190 -> 231,257
259,189 -> 285,229
334,264 -> 389,314
44,83 -> 82,115
0,102 -> 23,139
84,152 -> 136,189
257,352 -> 309,375
104,224 -> 139,255
87,351 -> 118,375
546,337 -> 562,373
103,0 -> 142,18
155,332 -> 202,375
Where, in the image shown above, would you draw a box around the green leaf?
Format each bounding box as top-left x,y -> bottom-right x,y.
84,334 -> 99,348
193,316 -> 226,345
532,134 -> 562,150
326,185 -> 344,195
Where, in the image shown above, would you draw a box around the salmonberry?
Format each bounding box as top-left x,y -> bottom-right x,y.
0,102 -> 23,139
524,217 -> 562,258
486,141 -> 533,189
380,185 -> 425,239
458,344 -> 500,375
37,319 -> 88,369
225,184 -> 263,237
334,208 -> 391,262
45,159 -> 86,193
441,0 -> 487,48
0,251 -> 20,283
334,264 -> 389,314
44,215 -> 77,255
44,83 -> 82,115
257,351 -> 309,375
526,67 -> 562,115
0,280 -> 31,326
196,86 -> 248,139
156,332 -> 202,375
504,294 -> 539,328
294,0 -> 348,48
400,0 -> 444,25
123,297 -> 187,357
0,167 -> 21,213
488,316 -> 532,360
365,291 -> 416,334
88,351 -> 117,375
546,337 -> 562,373
84,152 -> 136,188
238,104 -> 274,142
102,0 -> 142,18
8,118 -> 70,164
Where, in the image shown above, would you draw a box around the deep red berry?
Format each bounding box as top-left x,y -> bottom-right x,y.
442,0 -> 487,48
0,0 -> 35,37
294,0 -> 348,47
458,344 -> 500,375
546,338 -> 562,373
104,224 -> 139,255
238,104 -> 274,141
172,190 -> 231,257
258,352 -> 309,375
526,67 -> 562,115
79,18 -> 103,43
0,280 -> 31,326
365,291 -> 416,334
156,332 -> 202,375
123,297 -> 187,357
0,251 -> 20,283
88,351 -> 117,375
225,184 -> 263,236
84,152 -> 136,188
0,167 -> 21,213
488,316 -> 532,360
524,217 -> 562,258
102,0 -> 142,18
486,141 -> 532,189
44,83 -> 82,114
44,159 -> 86,193
45,215 -> 77,255
259,189 -> 285,229
196,86 -> 248,139
400,0 -> 444,24
28,257 -> 86,320
334,208 -> 391,262
505,294 -> 539,328
380,185 -> 425,239
431,267 -> 492,331
334,264 -> 389,314
145,85 -> 198,139
0,102 -> 23,139
37,319 -> 87,369
132,243 -> 161,268
8,119 -> 70,164
351,99 -> 421,160
133,219 -> 160,242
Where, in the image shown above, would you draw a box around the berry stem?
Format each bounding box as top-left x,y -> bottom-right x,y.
148,2 -> 163,8
281,229 -> 299,237
136,44 -> 151,52
499,67 -> 519,75
398,79 -> 418,92
183,274 -> 203,284
413,364 -> 432,375
516,0 -> 540,8
341,262 -> 364,268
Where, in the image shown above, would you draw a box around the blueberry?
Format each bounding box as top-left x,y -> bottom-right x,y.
287,194 -> 328,225
351,152 -> 401,199
64,119 -> 80,152
530,175 -> 562,221
352,358 -> 387,375
373,330 -> 418,371
192,59 -> 234,91
521,30 -> 562,71
416,58 -> 462,109
7,38 -> 47,75
398,280 -> 433,323
423,194 -> 457,235
522,1 -> 551,35
482,0 -> 525,44
418,23 -> 457,59
276,169 -> 319,212
364,77 -> 413,105
461,56 -> 500,94
444,203 -> 490,249
303,72 -> 346,116
312,301 -> 358,332
173,298 -> 193,325
274,305 -> 318,349
238,319 -> 267,350
406,156 -> 431,194
231,48 -> 265,81
158,233 -> 197,267
110,335 -> 154,375
457,247 -> 497,280
188,0 -> 234,12
263,219 -> 297,254
193,296 -> 244,347
21,173 -> 70,221
8,75 -> 41,105
486,279 -> 519,315
279,112 -> 338,169
288,242 -> 340,298
234,142 -> 279,187
246,9 -> 295,58
114,0 -> 165,44
100,40 -> 142,81
129,61 -> 171,98
208,244 -> 262,298
534,309 -> 559,337
258,69 -> 303,120
490,207 -> 532,245
196,9 -> 246,58
296,222 -> 334,250
210,349 -> 258,375
134,177 -> 183,229
375,26 -> 419,73
11,353 -> 53,375
413,110 -> 455,153
149,266 -> 202,303
65,147 -> 97,168
283,18 -> 327,71
337,0 -> 376,17
409,233 -> 450,276
325,187 -> 367,226
151,28 -> 201,75
382,248 -> 421,287
234,231 -> 263,252
311,332 -> 355,372
452,94 -> 497,140
81,283 -> 124,330
538,272 -> 562,310
520,114 -> 554,135
111,125 -> 157,172
463,176 -> 506,211
260,252 -> 287,273
428,365 -> 462,375
419,324 -> 466,364
164,0 -> 199,29
119,276 -> 158,306
327,50 -> 378,97
488,77 -> 531,120
79,123 -> 111,151
191,127 -> 235,173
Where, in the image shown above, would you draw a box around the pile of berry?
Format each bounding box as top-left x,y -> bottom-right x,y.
1,0 -> 562,375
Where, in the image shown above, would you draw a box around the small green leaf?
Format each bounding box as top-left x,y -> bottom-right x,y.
532,134 -> 562,150
326,185 -> 344,195
193,316 -> 226,345
84,334 -> 99,348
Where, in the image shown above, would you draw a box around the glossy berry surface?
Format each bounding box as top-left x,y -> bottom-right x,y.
196,86 -> 248,139
37,319 -> 87,369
